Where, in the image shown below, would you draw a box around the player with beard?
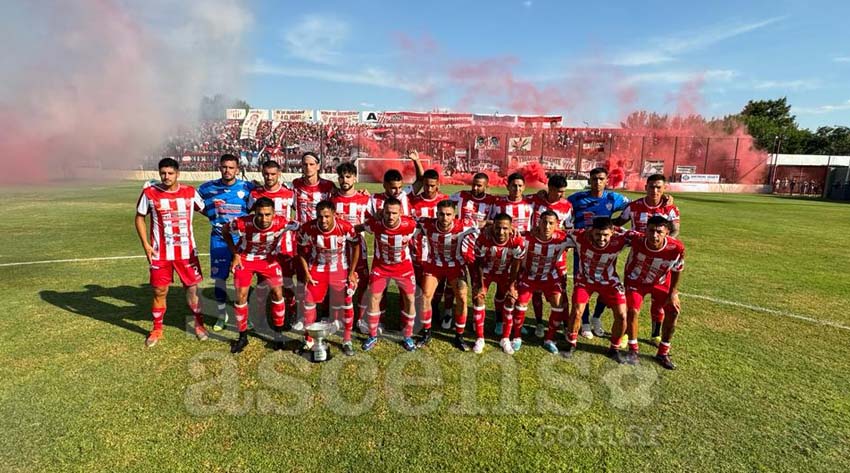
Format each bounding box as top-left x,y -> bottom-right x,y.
511,211 -> 570,354
529,174 -> 573,338
248,160 -> 297,329
623,216 -> 685,369
296,201 -> 361,356
198,154 -> 254,332
355,198 -> 420,352
614,174 -> 681,344
222,197 -> 294,353
408,169 -> 449,330
135,158 -> 207,347
366,150 -> 425,217
559,217 -> 632,364
415,200 -> 480,351
487,173 -> 535,337
291,152 -> 336,225
330,162 -> 372,336
471,213 -> 526,354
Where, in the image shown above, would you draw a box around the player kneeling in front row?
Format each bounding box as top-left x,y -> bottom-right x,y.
471,213 -> 526,354
623,216 -> 685,369
356,198 -> 420,352
222,197 -> 294,353
417,200 -> 480,351
296,200 -> 361,356
513,211 -> 570,354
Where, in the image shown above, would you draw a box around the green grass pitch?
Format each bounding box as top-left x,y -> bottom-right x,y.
1,181 -> 849,472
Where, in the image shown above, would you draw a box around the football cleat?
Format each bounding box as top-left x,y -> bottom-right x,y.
230,333 -> 249,354
145,329 -> 163,348
655,354 -> 676,370
625,350 -> 640,365
561,343 -> 577,359
440,315 -> 453,330
580,323 -> 594,339
194,324 -> 209,342
453,335 -> 470,352
606,348 -> 626,364
213,315 -> 228,332
535,322 -> 546,339
472,338 -> 485,354
511,338 -> 522,353
361,336 -> 378,352
591,318 -> 606,337
542,340 -> 559,354
401,337 -> 417,352
341,341 -> 355,357
415,329 -> 432,348
499,338 -> 515,355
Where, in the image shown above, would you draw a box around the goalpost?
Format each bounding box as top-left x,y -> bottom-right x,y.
354,157 -> 433,183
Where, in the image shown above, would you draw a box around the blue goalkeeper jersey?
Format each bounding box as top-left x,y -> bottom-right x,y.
567,189 -> 630,229
198,178 -> 255,238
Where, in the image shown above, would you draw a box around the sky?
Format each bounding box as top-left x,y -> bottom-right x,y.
237,0 -> 850,130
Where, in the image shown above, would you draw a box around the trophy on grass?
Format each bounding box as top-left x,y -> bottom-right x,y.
304,321 -> 336,362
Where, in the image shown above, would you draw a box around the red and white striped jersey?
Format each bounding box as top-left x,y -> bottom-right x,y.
297,218 -> 359,272
409,192 -> 449,221
624,235 -> 685,286
362,215 -> 419,267
228,215 -> 290,261
291,177 -> 336,224
566,229 -> 632,285
475,232 -> 527,276
620,197 -> 681,233
136,184 -> 204,261
248,184 -> 294,220
530,194 -> 574,230
522,230 -> 570,281
419,218 -> 479,268
367,185 -> 413,216
489,195 -> 535,234
331,190 -> 372,225
451,190 -> 495,227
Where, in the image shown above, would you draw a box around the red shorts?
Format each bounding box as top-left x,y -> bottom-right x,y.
422,263 -> 466,282
275,254 -> 297,279
573,281 -> 626,306
149,256 -> 203,288
305,270 -> 353,307
626,281 -> 675,317
233,258 -> 283,288
369,262 -> 417,296
517,277 -> 565,304
480,273 -> 511,295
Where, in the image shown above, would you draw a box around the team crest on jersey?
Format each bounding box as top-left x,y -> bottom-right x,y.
237,190 -> 246,199
606,202 -> 613,211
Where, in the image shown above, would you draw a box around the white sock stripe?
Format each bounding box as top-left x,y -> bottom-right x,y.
494,297 -> 504,303
271,299 -> 285,304
401,312 -> 415,319
304,304 -> 317,310
455,324 -> 466,328
551,308 -> 563,313
503,305 -> 514,311
473,305 -> 486,311
234,303 -> 248,308
516,305 -> 528,311
367,311 -> 382,316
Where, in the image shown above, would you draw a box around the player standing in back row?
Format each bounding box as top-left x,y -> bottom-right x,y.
135,158 -> 207,347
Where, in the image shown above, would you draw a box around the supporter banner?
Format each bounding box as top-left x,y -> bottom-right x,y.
318,110 -> 360,125
675,165 -> 696,174
472,114 -> 518,125
454,148 -> 468,158
580,159 -> 600,172
474,136 -> 501,150
542,156 -> 577,171
226,109 -> 246,120
680,173 -> 720,183
509,155 -> 539,167
508,136 -> 533,152
430,113 -> 473,126
582,140 -> 606,152
272,109 -> 314,122
360,111 -> 381,124
239,109 -> 266,140
518,115 -> 562,127
379,111 -> 431,125
642,160 -> 665,177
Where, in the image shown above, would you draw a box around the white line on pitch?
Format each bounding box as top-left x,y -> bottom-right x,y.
679,293 -> 850,331
2,253 -> 848,332
0,253 -> 211,267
